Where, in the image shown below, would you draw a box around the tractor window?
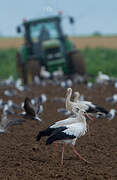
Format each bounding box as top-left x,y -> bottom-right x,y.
30,22 -> 59,43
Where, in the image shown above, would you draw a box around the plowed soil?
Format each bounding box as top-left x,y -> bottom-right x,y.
0,83 -> 117,180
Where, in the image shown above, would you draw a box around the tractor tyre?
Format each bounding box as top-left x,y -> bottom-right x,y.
70,50 -> 86,75
16,52 -> 27,84
26,60 -> 41,84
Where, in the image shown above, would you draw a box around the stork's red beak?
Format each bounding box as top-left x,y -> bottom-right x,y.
85,112 -> 96,121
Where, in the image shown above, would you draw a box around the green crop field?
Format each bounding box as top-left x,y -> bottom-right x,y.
82,48 -> 117,78
0,47 -> 117,80
0,49 -> 17,79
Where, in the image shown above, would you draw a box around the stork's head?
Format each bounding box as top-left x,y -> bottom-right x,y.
74,91 -> 80,100
66,88 -> 72,97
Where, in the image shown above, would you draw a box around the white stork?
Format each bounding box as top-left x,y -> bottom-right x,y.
36,109 -> 90,165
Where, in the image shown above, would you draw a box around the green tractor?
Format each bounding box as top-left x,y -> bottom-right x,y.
16,15 -> 86,84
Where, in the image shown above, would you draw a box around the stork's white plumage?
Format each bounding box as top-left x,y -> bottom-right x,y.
46,109 -> 88,165
74,91 -> 109,116
37,109 -> 90,165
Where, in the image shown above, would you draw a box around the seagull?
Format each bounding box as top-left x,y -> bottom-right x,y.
105,94 -> 117,103
3,104 -> 15,115
33,75 -> 41,85
96,71 -> 110,84
4,75 -> 14,86
52,97 -> 65,103
74,91 -> 109,116
87,82 -> 93,88
107,109 -> 116,120
21,97 -> 42,121
7,100 -> 19,110
0,114 -> 24,133
57,108 -> 71,116
52,67 -> 64,79
60,79 -> 72,88
0,99 -> 4,109
37,109 -> 89,165
40,66 -> 51,79
4,89 -> 17,97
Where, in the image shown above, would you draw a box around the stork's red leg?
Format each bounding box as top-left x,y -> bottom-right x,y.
61,146 -> 64,165
53,142 -> 58,159
73,145 -> 90,163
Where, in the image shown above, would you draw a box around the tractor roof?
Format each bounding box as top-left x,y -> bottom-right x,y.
23,16 -> 61,26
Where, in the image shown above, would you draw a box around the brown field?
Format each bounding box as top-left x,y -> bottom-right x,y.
0,36 -> 117,49
0,83 -> 117,179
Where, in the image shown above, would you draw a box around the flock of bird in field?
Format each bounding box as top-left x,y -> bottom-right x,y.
0,69 -> 117,165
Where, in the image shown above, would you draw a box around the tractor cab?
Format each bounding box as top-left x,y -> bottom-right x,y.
17,16 -> 86,84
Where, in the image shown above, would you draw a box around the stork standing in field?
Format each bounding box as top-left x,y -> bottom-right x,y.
46,109 -> 89,165
36,109 -> 91,165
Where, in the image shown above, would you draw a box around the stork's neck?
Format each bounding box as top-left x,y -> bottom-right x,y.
74,95 -> 78,103
76,112 -> 87,126
66,91 -> 72,109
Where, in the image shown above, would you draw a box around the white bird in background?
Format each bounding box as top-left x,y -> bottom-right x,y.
4,89 -> 17,97
96,71 -> 110,84
34,75 -> 41,85
3,104 -> 15,115
107,109 -> 116,120
15,78 -> 25,91
60,79 -> 73,88
37,109 -> 89,165
40,66 -> 51,79
5,75 -> 14,86
57,108 -> 71,116
0,99 -> 4,109
105,94 -> 117,103
52,67 -> 64,78
0,114 -> 24,133
87,82 -> 93,88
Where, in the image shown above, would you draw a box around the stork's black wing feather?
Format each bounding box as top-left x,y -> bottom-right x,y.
46,126 -> 76,145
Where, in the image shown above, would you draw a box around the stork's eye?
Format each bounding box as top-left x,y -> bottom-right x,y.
76,108 -> 79,111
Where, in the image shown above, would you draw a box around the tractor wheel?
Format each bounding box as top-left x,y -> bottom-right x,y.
70,50 -> 86,75
26,60 -> 41,83
16,52 -> 27,84
17,52 -> 41,84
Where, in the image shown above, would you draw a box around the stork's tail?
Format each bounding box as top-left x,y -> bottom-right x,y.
36,127 -> 54,141
36,131 -> 43,141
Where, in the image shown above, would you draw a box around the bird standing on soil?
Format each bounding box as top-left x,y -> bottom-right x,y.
40,66 -> 51,79
46,109 -> 88,165
0,114 -> 24,133
21,97 -> 42,121
96,71 -> 110,84
105,94 -> 117,103
36,109 -> 91,165
107,109 -> 116,120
